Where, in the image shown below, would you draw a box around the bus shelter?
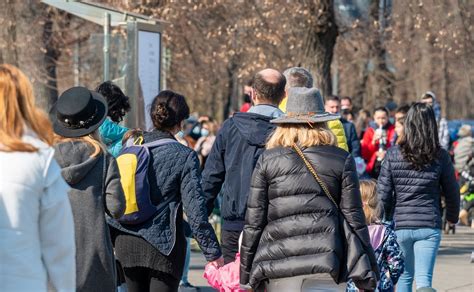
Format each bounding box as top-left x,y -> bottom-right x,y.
42,0 -> 166,129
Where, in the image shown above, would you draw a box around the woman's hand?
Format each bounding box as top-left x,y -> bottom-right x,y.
208,256 -> 224,268
372,131 -> 382,144
376,150 -> 386,160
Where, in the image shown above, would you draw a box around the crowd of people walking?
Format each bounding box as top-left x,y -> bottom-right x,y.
0,63 -> 468,292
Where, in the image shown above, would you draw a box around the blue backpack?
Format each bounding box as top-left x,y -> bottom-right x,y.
116,137 -> 177,225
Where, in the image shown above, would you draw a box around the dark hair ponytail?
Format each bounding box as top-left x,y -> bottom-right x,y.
399,103 -> 440,170
150,90 -> 190,130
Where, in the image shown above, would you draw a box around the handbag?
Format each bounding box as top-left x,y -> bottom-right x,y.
292,143 -> 379,290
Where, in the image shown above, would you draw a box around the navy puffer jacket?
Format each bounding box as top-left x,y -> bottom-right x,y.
378,146 -> 460,229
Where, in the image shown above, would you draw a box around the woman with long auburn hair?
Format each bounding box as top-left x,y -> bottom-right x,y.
240,87 -> 378,292
378,103 -> 460,291
0,64 -> 76,291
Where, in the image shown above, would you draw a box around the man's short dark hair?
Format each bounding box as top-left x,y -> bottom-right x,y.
252,72 -> 286,104
396,104 -> 410,115
326,95 -> 340,102
374,106 -> 389,116
341,96 -> 352,104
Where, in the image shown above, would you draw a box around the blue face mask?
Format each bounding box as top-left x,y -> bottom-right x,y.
201,129 -> 210,137
192,126 -> 201,135
176,131 -> 184,139
389,117 -> 395,125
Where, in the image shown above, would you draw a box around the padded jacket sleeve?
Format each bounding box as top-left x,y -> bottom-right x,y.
340,154 -> 379,289
41,154 -> 76,292
340,154 -> 371,247
328,120 -> 349,152
240,156 -> 268,285
439,150 -> 461,223
348,122 -> 361,157
202,125 -> 227,215
378,152 -> 395,221
181,151 -> 222,261
361,128 -> 377,163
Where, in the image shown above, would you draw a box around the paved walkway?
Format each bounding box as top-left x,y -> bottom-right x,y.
184,226 -> 474,292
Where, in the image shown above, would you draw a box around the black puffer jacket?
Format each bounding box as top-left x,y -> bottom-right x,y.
378,146 -> 460,229
240,145 -> 377,290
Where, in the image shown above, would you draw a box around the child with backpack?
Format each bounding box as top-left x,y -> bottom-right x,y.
347,180 -> 405,292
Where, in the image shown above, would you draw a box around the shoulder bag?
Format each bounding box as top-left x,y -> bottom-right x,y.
292,143 -> 378,290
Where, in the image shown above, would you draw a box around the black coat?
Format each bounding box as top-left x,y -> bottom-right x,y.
202,112 -> 276,231
378,146 -> 460,229
240,145 -> 377,289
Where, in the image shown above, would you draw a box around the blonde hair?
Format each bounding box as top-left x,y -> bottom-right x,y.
122,128 -> 143,146
266,123 -> 337,149
0,64 -> 54,152
54,131 -> 104,158
360,180 -> 380,224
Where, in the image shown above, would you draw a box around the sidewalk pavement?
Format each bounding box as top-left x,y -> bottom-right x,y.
184,226 -> 474,292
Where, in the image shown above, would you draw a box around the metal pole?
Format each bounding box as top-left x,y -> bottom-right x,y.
332,57 -> 339,96
73,41 -> 80,86
103,12 -> 111,81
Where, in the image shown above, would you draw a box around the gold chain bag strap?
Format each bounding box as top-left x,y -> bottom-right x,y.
292,143 -> 378,289
292,143 -> 338,206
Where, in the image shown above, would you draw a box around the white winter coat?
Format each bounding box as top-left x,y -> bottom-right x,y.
0,132 -> 76,291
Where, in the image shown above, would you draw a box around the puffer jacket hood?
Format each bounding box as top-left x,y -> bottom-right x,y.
240,145 -> 378,290
232,112 -> 275,146
54,141 -> 100,185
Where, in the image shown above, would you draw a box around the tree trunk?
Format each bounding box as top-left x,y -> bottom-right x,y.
369,0 -> 395,102
0,0 -> 19,66
304,0 -> 338,97
42,10 -> 61,110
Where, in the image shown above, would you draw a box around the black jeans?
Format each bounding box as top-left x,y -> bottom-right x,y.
123,267 -> 180,292
221,229 -> 241,264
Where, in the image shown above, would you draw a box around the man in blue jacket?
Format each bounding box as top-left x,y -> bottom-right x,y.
202,68 -> 286,263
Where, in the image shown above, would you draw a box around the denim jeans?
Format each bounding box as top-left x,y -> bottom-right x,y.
395,228 -> 441,291
180,237 -> 191,284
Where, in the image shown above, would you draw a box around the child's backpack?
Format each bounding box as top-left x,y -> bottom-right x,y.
116,137 -> 178,225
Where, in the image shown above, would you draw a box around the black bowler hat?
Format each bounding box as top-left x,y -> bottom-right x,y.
52,86 -> 108,138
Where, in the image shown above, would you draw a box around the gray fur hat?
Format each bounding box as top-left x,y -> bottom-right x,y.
271,87 -> 340,124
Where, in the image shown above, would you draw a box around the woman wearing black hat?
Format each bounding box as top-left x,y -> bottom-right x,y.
240,87 -> 378,291
108,90 -> 223,292
52,86 -> 126,292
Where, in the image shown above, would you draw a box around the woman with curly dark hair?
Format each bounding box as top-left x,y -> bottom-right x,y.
378,103 -> 460,291
97,81 -> 131,157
